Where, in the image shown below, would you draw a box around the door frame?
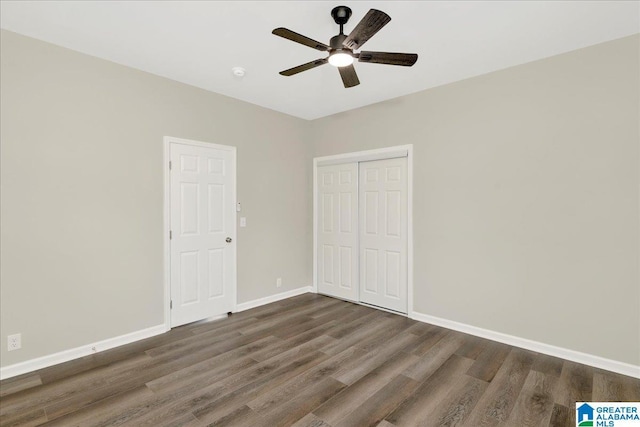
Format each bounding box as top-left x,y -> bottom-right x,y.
163,136 -> 237,330
312,144 -> 414,317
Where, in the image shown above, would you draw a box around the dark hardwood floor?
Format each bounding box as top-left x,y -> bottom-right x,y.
1,293 -> 638,426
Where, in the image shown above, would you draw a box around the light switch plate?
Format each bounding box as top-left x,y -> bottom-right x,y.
240,217 -> 246,227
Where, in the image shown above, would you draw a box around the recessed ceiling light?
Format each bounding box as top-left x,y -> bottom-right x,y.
231,67 -> 246,77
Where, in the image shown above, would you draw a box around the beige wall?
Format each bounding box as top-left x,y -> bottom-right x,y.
310,35 -> 640,366
2,30 -> 638,370
0,30 -> 312,366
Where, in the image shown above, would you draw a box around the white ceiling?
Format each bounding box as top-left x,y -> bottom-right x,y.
1,1 -> 638,120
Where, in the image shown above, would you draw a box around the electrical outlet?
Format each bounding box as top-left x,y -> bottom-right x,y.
8,334 -> 21,351
276,277 -> 282,288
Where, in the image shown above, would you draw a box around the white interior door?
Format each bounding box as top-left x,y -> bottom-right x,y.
317,163 -> 359,302
359,157 -> 408,313
170,141 -> 236,327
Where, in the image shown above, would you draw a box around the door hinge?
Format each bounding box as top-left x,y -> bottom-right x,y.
169,230 -> 172,240
170,300 -> 173,309
169,160 -> 172,170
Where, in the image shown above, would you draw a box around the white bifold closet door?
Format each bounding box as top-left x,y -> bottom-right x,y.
359,157 -> 408,313
317,163 -> 359,302
317,157 -> 408,313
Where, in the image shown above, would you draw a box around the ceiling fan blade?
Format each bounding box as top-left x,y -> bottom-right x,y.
343,9 -> 391,50
272,27 -> 329,51
358,51 -> 418,66
279,58 -> 328,76
338,64 -> 360,88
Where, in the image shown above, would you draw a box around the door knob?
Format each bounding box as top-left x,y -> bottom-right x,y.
226,237 -> 232,243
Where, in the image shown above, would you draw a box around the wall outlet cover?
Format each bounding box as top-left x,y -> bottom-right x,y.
8,334 -> 21,351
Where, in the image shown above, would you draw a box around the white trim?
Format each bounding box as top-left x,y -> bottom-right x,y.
315,145 -> 410,167
410,311 -> 640,379
236,286 -> 312,312
163,138 -> 171,330
406,145 -> 414,317
163,136 -> 238,330
312,145 -> 414,317
165,136 -> 237,151
312,159 -> 318,293
0,325 -> 167,380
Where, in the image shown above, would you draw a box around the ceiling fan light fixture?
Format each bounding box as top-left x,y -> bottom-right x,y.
328,50 -> 354,67
273,7 -> 416,88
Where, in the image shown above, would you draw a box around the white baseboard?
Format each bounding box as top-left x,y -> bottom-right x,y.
0,324 -> 167,380
410,311 -> 640,379
0,288 -> 314,381
6,296 -> 633,381
236,286 -> 312,312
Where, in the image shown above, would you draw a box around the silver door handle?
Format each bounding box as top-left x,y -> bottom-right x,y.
226,237 -> 232,243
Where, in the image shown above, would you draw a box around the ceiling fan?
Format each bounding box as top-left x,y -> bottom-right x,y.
272,6 -> 418,88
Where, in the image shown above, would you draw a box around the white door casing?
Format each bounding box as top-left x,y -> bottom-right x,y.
169,140 -> 236,327
359,157 -> 408,313
316,163 -> 359,302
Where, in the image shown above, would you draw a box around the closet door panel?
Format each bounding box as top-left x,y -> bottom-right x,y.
317,163 -> 359,301
359,158 -> 408,313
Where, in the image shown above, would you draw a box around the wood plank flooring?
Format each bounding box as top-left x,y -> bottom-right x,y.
1,293 -> 638,427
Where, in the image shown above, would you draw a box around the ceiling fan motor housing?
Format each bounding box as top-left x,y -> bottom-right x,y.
330,34 -> 348,50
